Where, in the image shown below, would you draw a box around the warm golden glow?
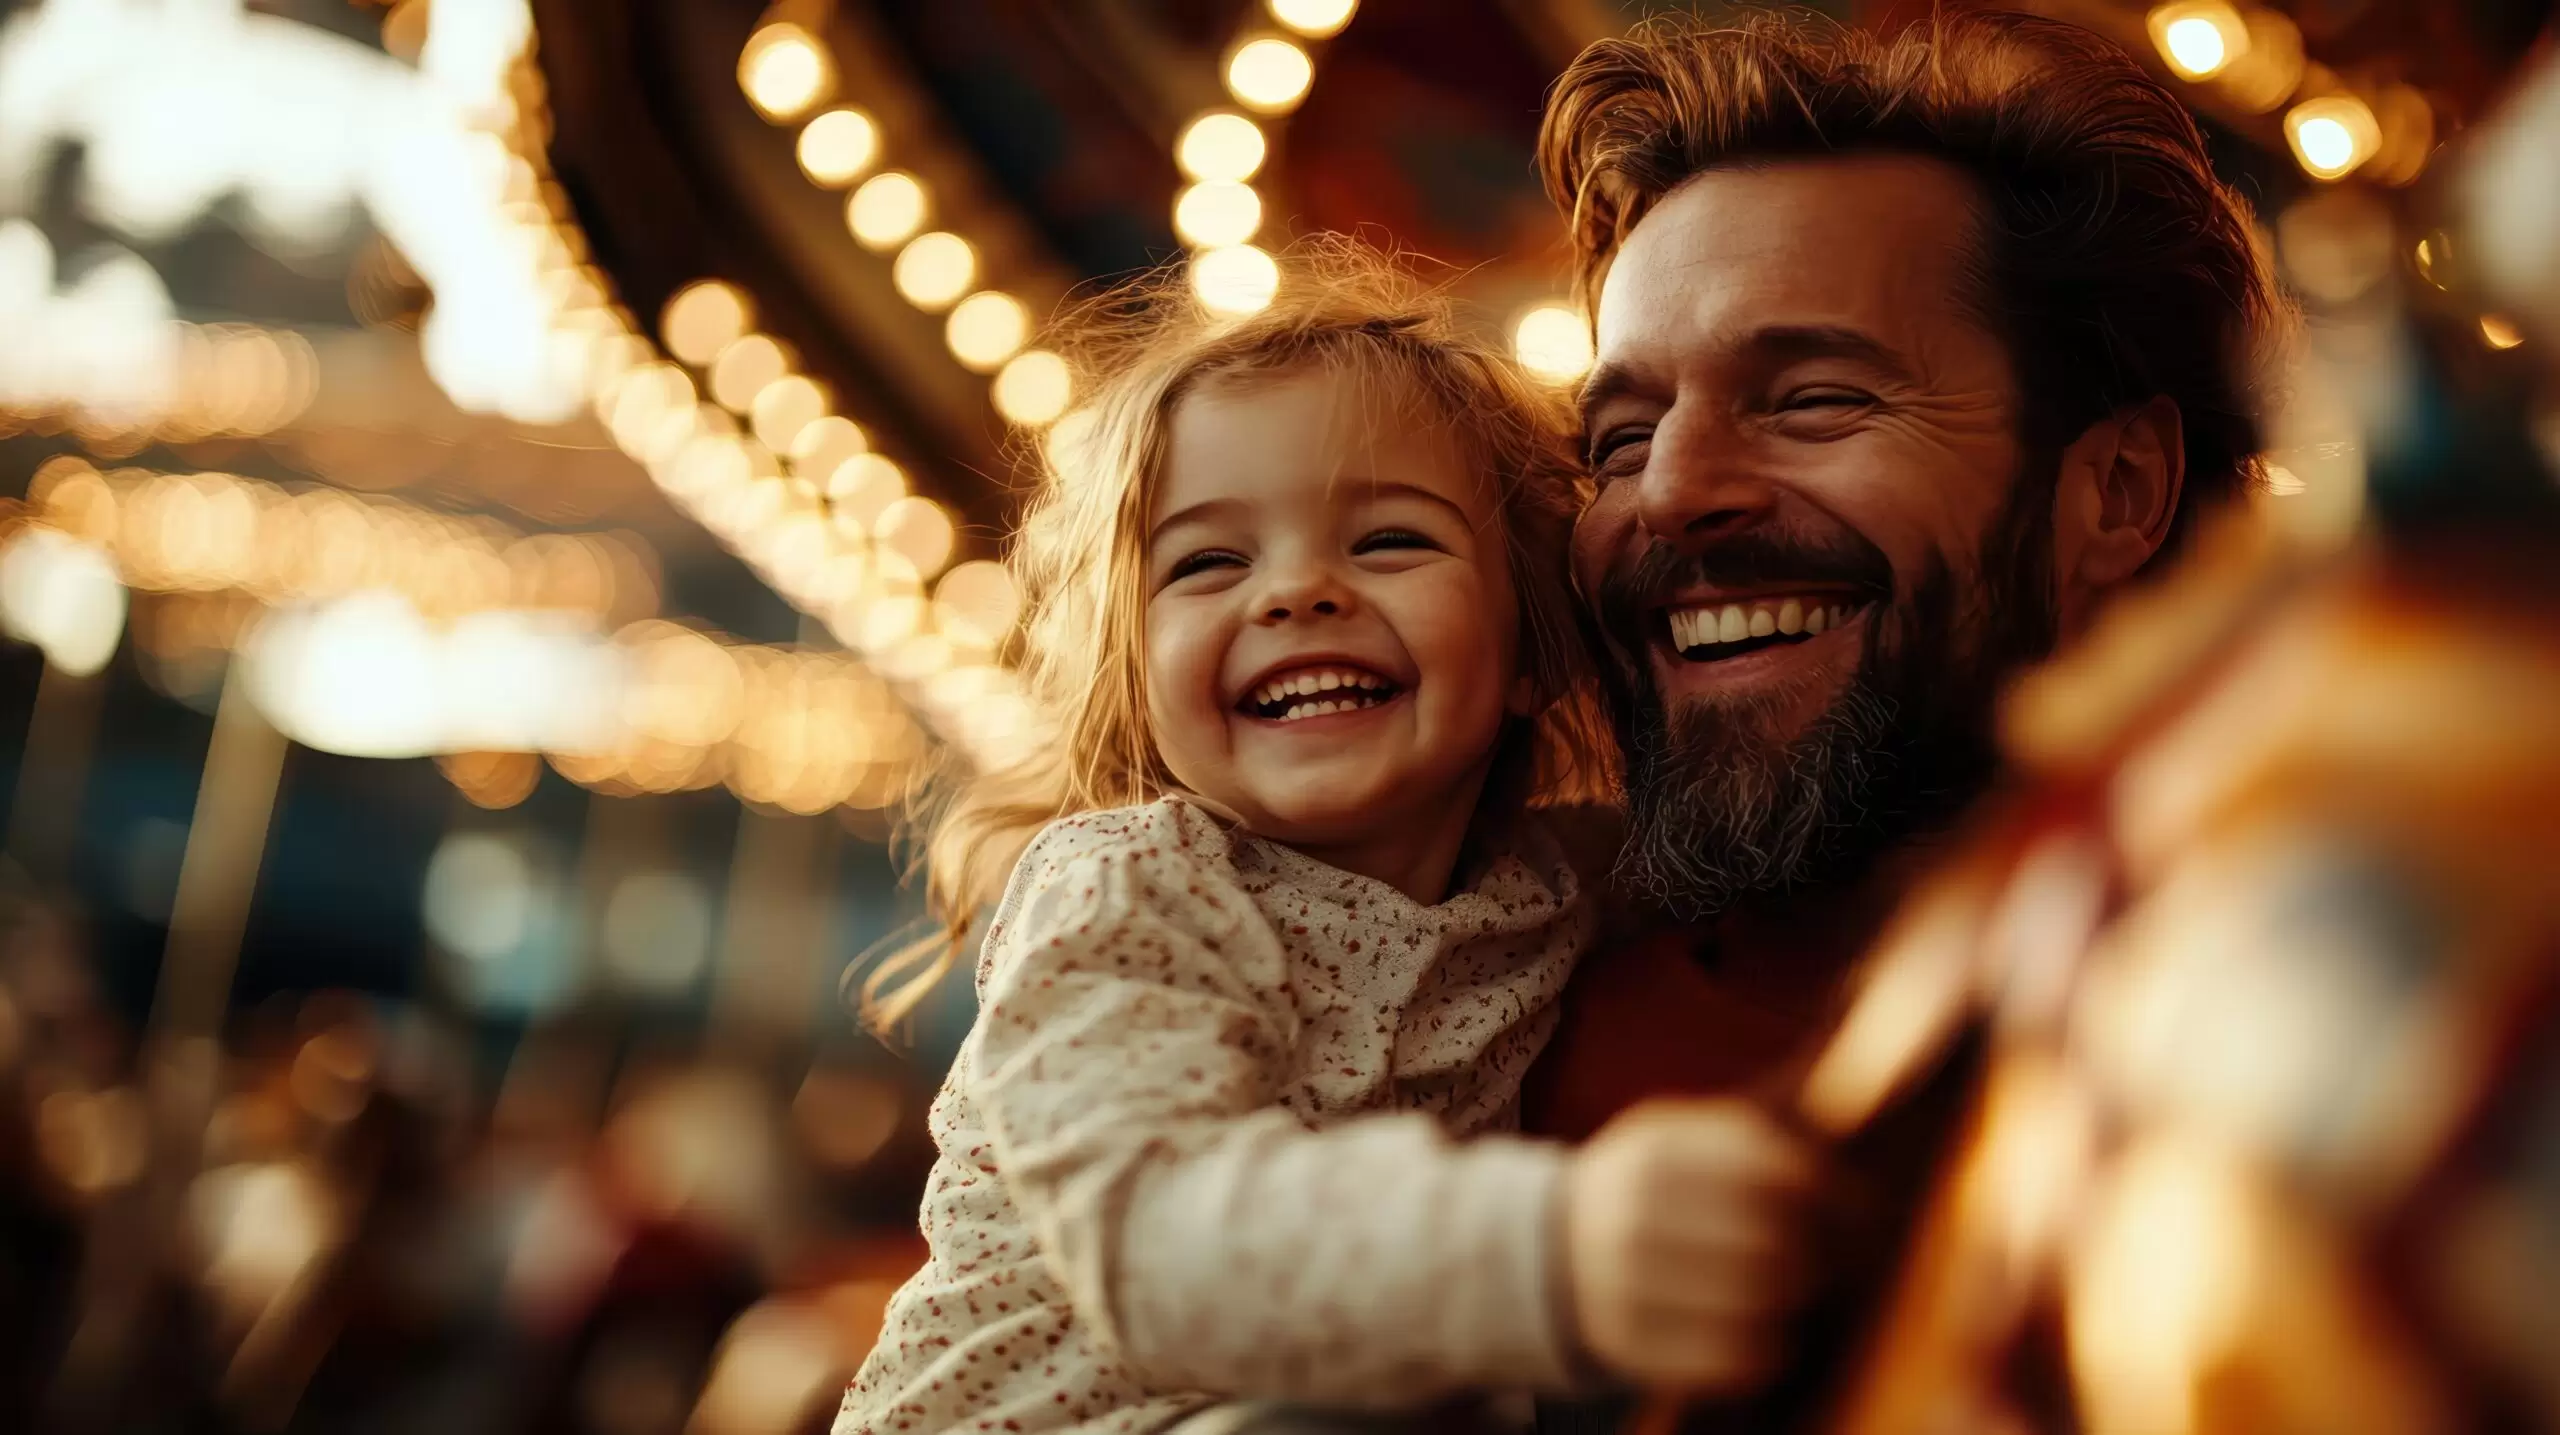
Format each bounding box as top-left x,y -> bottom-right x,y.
750,375 -> 830,453
826,454 -> 909,530
1226,37 -> 1314,114
874,496 -> 957,580
788,415 -> 868,479
739,23 -> 833,122
1176,112 -> 1268,184
992,349 -> 1073,427
1173,181 -> 1262,248
846,171 -> 929,251
2480,314 -> 2525,350
891,232 -> 977,311
1511,303 -> 1594,384
2146,3 -> 2248,81
661,281 -> 752,368
796,108 -> 879,187
708,334 -> 792,413
1190,244 -> 1280,316
932,560 -> 1021,648
1268,0 -> 1357,38
2285,95 -> 2381,181
944,291 -> 1030,372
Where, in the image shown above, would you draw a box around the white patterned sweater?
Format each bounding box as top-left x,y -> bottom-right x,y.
836,796 -> 1592,1435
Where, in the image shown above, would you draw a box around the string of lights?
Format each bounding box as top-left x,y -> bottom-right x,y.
393,1 -> 1049,780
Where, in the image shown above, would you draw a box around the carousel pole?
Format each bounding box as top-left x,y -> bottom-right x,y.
4,657 -> 107,887
47,663 -> 291,1427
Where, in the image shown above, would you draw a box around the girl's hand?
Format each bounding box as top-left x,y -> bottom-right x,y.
1559,1098 -> 1822,1393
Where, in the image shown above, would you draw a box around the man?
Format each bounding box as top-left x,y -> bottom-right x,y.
1515,5 -> 2281,1425
1168,11 -> 2279,1433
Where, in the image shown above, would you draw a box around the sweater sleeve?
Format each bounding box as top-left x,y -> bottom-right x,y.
967,808 -> 1579,1408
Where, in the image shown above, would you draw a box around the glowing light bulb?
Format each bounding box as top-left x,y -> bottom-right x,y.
708,334 -> 791,413
992,350 -> 1073,427
1176,113 -> 1267,183
750,375 -> 829,453
2162,18 -> 2226,77
1269,0 -> 1357,38
796,108 -> 879,186
2480,315 -> 2525,350
944,291 -> 1030,372
1512,303 -> 1594,384
847,172 -> 928,251
1190,244 -> 1280,316
662,281 -> 752,367
2285,95 -> 2379,181
739,24 -> 832,122
892,232 -> 977,311
1174,181 -> 1262,248
1226,37 -> 1314,114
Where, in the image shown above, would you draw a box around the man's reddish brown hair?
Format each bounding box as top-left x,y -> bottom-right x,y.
1538,8 -> 2283,552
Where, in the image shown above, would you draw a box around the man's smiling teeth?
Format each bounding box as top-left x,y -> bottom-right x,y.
1244,667 -> 1398,722
1667,599 -> 1865,652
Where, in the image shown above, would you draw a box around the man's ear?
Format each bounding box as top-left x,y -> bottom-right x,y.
2052,395 -> 2184,632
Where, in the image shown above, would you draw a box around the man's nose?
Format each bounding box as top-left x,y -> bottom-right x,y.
1248,558 -> 1357,624
1635,410 -> 1780,547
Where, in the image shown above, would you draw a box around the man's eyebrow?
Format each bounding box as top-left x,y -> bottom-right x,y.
1576,361 -> 1646,442
1146,497 -> 1244,547
1741,324 -> 1915,380
1577,325 -> 1916,438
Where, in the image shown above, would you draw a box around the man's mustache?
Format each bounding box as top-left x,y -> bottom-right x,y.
1594,530 -> 1896,639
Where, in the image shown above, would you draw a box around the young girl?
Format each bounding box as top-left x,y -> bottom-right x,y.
837,245 -> 1799,1435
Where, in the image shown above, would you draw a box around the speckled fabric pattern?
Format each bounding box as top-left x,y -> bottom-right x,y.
837,797 -> 1592,1435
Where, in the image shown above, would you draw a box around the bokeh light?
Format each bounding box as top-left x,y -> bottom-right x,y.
2285,94 -> 2381,181
795,107 -> 879,186
991,349 -> 1073,427
1268,0 -> 1358,38
1190,244 -> 1280,316
1512,303 -> 1594,384
891,232 -> 976,311
1226,37 -> 1314,114
931,560 -> 1020,649
2147,3 -> 2248,81
1173,181 -> 1263,248
739,23 -> 833,122
750,374 -> 830,454
662,281 -> 753,367
825,454 -> 909,530
872,496 -> 956,580
846,172 -> 928,251
943,291 -> 1030,372
1176,113 -> 1268,183
709,334 -> 792,413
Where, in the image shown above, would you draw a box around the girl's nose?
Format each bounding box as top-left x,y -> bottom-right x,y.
1250,562 -> 1356,624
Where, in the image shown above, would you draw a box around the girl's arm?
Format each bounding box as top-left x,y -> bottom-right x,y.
969,815 -> 1577,1407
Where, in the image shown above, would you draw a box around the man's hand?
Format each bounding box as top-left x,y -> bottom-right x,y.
1559,1099 -> 1822,1393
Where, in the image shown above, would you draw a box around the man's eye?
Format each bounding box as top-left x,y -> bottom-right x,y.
1353,528 -> 1439,555
1781,388 -> 1873,411
1588,428 -> 1651,474
1167,549 -> 1245,580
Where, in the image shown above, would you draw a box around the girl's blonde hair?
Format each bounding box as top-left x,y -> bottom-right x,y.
861,238 -> 1616,1034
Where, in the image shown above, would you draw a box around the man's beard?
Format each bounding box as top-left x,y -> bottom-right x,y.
1598,480 -> 2058,921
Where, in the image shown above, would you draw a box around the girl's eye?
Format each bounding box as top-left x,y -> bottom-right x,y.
1167,549 -> 1246,581
1353,528 -> 1440,555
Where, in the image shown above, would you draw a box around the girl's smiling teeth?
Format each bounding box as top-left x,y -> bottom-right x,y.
1241,666 -> 1403,723
1665,596 -> 1870,661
